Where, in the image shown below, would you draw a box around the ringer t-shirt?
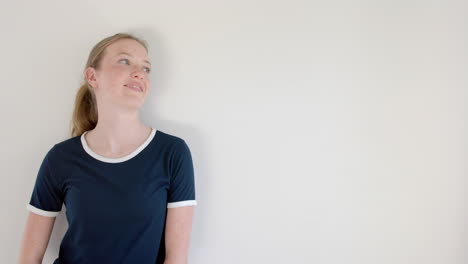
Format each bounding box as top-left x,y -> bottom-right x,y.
26,128 -> 197,264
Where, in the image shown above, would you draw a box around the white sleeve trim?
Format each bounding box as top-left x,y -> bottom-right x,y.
26,204 -> 60,217
167,200 -> 197,208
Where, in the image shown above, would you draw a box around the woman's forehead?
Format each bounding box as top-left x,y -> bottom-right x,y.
106,39 -> 148,58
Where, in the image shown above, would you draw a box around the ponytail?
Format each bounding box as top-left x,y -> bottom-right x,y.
70,82 -> 98,137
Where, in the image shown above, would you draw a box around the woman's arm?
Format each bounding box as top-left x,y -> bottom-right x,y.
18,212 -> 56,264
164,206 -> 195,264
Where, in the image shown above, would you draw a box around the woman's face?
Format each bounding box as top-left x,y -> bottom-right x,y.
85,38 -> 151,111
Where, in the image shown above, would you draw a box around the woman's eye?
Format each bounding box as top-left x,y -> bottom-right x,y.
119,58 -> 129,64
119,58 -> 150,73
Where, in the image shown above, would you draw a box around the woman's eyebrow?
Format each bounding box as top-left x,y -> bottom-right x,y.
116,51 -> 151,65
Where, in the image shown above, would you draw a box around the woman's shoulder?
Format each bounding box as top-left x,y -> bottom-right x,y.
48,134 -> 82,156
156,129 -> 186,143
154,129 -> 192,153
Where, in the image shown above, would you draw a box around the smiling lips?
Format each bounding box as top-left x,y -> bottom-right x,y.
125,82 -> 143,92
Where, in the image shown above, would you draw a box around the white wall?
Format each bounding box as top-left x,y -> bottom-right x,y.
1,1 -> 466,263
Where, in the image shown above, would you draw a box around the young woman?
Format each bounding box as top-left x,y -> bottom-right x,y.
18,33 -> 197,264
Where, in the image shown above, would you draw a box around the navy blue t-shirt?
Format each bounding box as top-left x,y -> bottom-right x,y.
26,128 -> 197,264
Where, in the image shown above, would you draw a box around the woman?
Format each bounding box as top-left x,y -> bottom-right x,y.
18,33 -> 197,264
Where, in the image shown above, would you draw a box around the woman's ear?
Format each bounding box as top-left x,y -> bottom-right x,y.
84,67 -> 98,89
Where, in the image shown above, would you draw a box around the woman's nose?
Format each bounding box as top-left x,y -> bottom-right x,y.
131,68 -> 145,79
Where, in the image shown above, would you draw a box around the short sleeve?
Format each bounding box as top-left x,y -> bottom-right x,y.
167,139 -> 197,208
26,145 -> 64,217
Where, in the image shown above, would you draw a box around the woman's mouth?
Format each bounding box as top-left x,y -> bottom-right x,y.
124,84 -> 143,92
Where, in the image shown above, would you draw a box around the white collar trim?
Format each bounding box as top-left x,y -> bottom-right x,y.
80,127 -> 156,163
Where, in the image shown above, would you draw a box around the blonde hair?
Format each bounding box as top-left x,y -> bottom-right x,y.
69,32 -> 148,137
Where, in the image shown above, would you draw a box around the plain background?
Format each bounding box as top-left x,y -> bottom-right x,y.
1,0 -> 466,263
